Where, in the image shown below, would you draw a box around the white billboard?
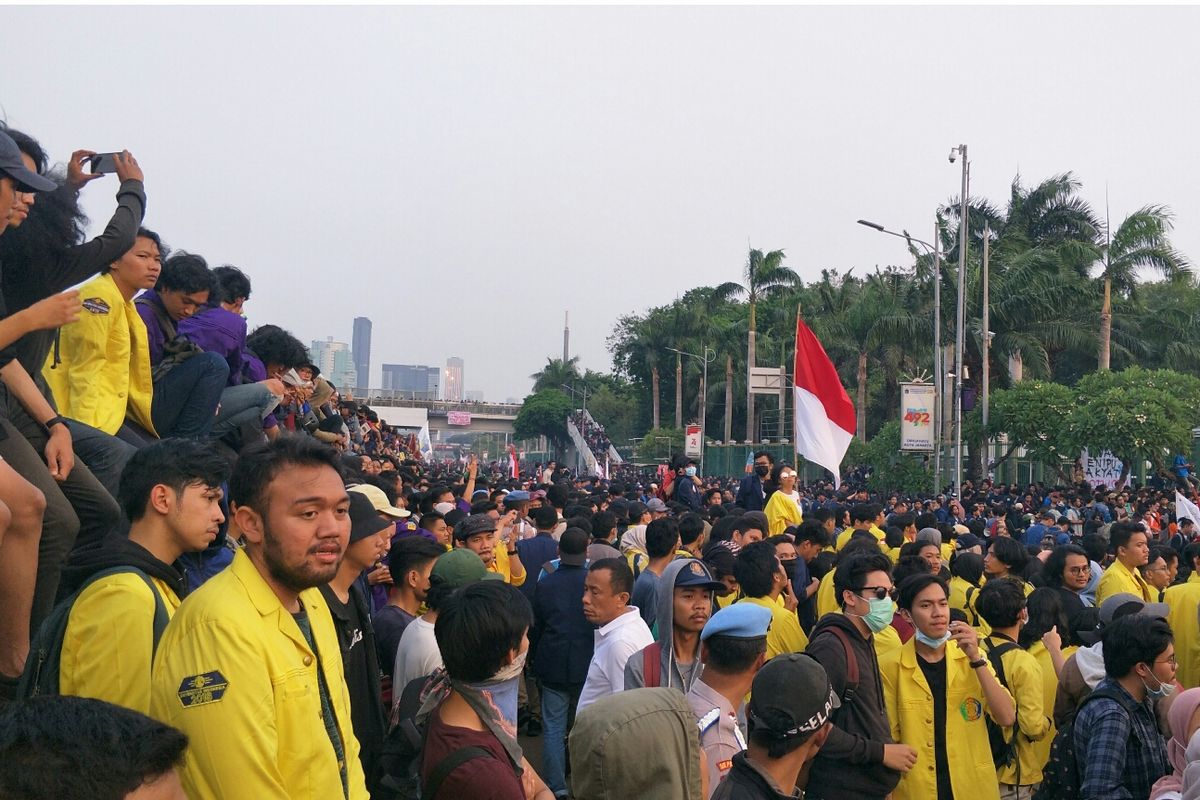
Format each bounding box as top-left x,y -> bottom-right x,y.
900,383 -> 936,452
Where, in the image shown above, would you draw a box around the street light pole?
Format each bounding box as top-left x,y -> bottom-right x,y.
856,219 -> 943,491
981,221 -> 991,481
951,144 -> 969,496
668,345 -> 717,475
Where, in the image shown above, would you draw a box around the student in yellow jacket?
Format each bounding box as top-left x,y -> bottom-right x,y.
734,541 -> 808,659
1165,543 -> 1200,688
43,231 -> 161,439
1095,522 -> 1152,604
1021,587 -> 1076,783
59,441 -> 227,714
764,464 -> 803,536
975,578 -> 1052,794
149,437 -> 368,800
880,574 -> 1015,800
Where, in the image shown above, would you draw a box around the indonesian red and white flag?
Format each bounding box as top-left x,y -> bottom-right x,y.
793,318 -> 856,489
508,444 -> 519,479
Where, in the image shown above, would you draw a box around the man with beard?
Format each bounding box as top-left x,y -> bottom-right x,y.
149,436 -> 367,799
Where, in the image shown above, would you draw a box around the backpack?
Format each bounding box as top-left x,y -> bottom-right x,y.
134,295 -> 206,381
378,675 -> 496,800
641,642 -> 663,688
983,637 -> 1021,772
1033,686 -> 1134,800
18,566 -> 168,699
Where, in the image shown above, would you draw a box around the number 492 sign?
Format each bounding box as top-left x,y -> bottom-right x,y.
900,383 -> 936,452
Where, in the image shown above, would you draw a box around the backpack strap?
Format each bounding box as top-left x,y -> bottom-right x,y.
643,642 -> 662,688
422,745 -> 494,799
541,560 -> 558,577
134,295 -> 178,341
826,626 -> 859,702
965,586 -> 981,627
983,638 -> 1019,689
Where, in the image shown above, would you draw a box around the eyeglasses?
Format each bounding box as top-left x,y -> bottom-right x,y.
1065,565 -> 1091,575
1154,654 -> 1178,667
779,471 -> 797,479
855,586 -> 894,601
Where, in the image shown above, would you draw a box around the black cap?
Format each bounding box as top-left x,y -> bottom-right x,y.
673,558 -> 725,590
348,493 -> 391,544
454,513 -> 498,542
558,527 -> 589,566
748,653 -> 840,739
0,131 -> 55,193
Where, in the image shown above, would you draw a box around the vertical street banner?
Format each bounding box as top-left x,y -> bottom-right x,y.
899,383 -> 936,452
685,424 -> 702,458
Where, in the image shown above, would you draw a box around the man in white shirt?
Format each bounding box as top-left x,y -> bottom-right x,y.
577,557 -> 654,712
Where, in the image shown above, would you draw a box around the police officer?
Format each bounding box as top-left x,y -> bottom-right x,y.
686,603 -> 773,796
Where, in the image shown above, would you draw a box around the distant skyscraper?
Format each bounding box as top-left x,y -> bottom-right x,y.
352,317 -> 372,392
444,357 -> 464,402
563,310 -> 570,363
310,337 -> 357,391
381,364 -> 440,400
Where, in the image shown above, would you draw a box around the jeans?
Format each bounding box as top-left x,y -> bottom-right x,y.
212,383 -> 280,439
67,419 -> 139,498
151,352 -> 229,438
540,682 -> 583,797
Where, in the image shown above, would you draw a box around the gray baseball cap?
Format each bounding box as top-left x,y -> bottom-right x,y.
0,131 -> 55,192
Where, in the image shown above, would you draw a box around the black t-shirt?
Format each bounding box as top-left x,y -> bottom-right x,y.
372,604 -> 417,679
320,584 -> 387,791
917,654 -> 953,800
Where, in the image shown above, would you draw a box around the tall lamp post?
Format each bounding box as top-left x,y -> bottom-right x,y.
667,345 -> 717,475
857,219 -> 943,492
949,144 -> 969,496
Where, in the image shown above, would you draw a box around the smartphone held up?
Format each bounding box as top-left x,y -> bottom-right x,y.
87,152 -> 121,174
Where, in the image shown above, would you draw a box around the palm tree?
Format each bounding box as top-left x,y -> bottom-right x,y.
714,248 -> 800,440
530,356 -> 581,394
1096,206 -> 1188,369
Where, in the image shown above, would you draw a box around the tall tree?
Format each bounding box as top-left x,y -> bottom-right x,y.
1095,206 -> 1188,369
714,248 -> 799,441
530,356 -> 581,394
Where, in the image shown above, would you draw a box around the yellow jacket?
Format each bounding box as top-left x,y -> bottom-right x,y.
1095,558 -> 1151,605
836,525 -> 887,551
948,575 -> 991,636
1165,581 -> 1200,688
1026,641 -> 1077,784
880,638 -> 1009,800
764,491 -> 803,536
43,273 -> 156,436
60,573 -> 181,714
489,545 -> 526,587
982,637 -> 1051,786
816,569 -> 839,618
149,551 -> 367,800
738,595 -> 808,659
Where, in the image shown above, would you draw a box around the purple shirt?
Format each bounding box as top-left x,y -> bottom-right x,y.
134,290 -> 169,366
177,306 -> 248,386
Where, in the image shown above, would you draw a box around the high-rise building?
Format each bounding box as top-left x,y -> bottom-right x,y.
380,364 -> 440,400
352,317 -> 372,392
310,338 -> 357,392
444,357 -> 464,402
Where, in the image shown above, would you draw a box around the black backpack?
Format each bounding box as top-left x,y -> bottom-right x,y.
983,638 -> 1021,771
377,675 -> 495,800
1033,686 -> 1134,800
18,566 -> 168,699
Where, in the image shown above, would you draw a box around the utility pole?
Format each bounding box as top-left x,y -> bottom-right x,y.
981,221 -> 991,480
952,144 -> 969,495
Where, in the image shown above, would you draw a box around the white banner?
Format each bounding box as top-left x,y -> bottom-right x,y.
685,424 -> 702,458
417,424 -> 434,462
1081,449 -> 1124,489
899,383 -> 936,452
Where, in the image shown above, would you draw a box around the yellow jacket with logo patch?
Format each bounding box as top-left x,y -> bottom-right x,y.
43,273 -> 156,436
149,550 -> 367,800
880,637 -> 1009,800
60,573 -> 181,714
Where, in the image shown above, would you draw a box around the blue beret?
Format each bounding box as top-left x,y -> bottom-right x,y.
701,603 -> 772,641
505,490 -> 531,503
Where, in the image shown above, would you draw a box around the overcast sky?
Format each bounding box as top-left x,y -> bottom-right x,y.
5,5 -> 1198,401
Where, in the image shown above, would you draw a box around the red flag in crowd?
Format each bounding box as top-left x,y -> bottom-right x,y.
792,317 -> 856,489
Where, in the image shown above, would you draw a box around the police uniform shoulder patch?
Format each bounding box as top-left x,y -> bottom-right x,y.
177,671 -> 229,708
81,298 -> 110,315
717,759 -> 733,773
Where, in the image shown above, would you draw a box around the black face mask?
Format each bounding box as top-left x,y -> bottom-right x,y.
780,559 -> 798,579
754,465 -> 770,478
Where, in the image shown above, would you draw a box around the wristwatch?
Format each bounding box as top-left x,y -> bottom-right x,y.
42,415 -> 67,436
969,658 -> 988,670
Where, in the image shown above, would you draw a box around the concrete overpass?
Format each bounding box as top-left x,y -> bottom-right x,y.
365,395 -> 518,438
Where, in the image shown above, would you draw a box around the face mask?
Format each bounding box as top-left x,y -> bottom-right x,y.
780,560 -> 798,579
914,629 -> 952,649
850,597 -> 895,633
1141,666 -> 1176,699
466,649 -> 527,726
685,467 -> 697,478
754,465 -> 770,478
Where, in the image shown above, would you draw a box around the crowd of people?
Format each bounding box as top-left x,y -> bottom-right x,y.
4,125 -> 1200,800
569,409 -> 617,466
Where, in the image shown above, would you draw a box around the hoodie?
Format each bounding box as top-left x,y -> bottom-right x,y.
803,612 -> 901,800
622,560 -> 705,693
58,533 -> 186,600
619,524 -> 650,575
